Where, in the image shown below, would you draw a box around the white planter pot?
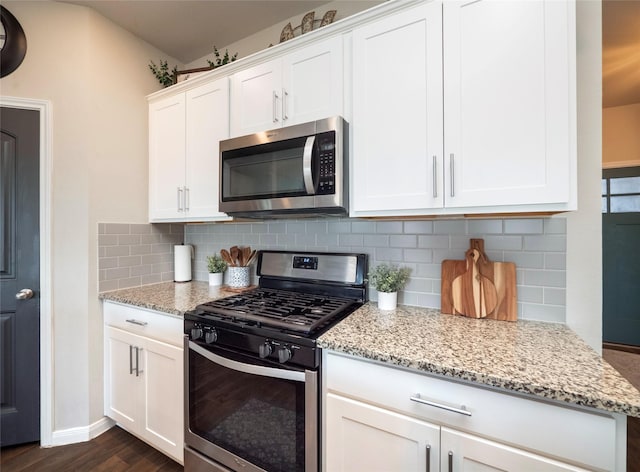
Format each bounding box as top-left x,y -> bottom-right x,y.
377,291 -> 398,311
227,266 -> 250,288
208,272 -> 223,286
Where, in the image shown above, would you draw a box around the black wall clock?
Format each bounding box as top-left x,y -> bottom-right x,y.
1,5 -> 27,78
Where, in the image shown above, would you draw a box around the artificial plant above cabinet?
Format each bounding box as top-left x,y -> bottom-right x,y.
149,78 -> 231,222
230,35 -> 344,137
350,0 -> 577,217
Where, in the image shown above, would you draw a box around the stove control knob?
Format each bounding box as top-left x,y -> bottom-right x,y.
190,326 -> 203,341
277,346 -> 292,364
204,328 -> 218,344
259,343 -> 273,359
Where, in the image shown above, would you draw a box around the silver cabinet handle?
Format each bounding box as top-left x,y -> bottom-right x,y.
426,444 -> 431,472
125,319 -> 148,326
448,451 -> 453,472
135,346 -> 143,377
432,156 -> 438,198
450,153 -> 455,197
282,88 -> 289,121
177,186 -> 183,212
272,90 -> 279,122
184,186 -> 190,211
15,288 -> 34,300
129,345 -> 134,375
410,393 -> 471,416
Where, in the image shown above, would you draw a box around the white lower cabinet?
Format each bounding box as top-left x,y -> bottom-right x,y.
104,302 -> 184,464
326,393 -> 440,472
324,352 -> 624,472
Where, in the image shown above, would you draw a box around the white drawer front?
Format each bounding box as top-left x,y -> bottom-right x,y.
103,301 -> 183,347
325,352 -> 617,471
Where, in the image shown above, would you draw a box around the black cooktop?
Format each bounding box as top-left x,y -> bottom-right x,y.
194,288 -> 359,334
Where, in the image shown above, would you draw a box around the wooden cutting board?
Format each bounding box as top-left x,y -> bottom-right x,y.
441,239 -> 517,321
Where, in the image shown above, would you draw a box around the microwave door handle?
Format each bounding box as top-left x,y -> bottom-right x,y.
302,135 -> 316,195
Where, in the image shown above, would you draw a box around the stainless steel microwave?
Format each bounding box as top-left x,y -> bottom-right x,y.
219,116 -> 347,218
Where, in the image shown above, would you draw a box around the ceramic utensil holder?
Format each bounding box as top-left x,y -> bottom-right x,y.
227,266 -> 250,288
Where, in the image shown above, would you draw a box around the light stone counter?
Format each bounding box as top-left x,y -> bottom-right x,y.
99,281 -> 240,316
318,303 -> 640,418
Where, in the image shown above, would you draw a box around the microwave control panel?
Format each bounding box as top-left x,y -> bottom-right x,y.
316,131 -> 336,195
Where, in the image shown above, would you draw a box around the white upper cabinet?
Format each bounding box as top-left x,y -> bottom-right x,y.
351,3 -> 444,214
443,0 -> 575,210
230,35 -> 344,137
351,0 -> 576,217
149,78 -> 231,222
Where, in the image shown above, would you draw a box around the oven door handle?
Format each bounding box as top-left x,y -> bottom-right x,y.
302,135 -> 316,195
189,341 -> 305,382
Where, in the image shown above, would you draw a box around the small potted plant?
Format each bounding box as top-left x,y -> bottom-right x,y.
368,264 -> 411,310
206,254 -> 227,286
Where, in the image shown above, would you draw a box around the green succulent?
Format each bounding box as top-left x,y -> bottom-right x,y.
368,264 -> 411,293
206,254 -> 228,273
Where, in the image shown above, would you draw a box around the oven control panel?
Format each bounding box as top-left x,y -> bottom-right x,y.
186,318 -> 319,369
292,255 -> 318,270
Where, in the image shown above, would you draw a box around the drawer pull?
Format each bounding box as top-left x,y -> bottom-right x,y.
125,319 -> 148,326
448,451 -> 453,472
425,444 -> 431,472
410,393 -> 472,416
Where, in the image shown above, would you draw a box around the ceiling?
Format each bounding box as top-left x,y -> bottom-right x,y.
59,1 -> 329,64
60,1 -> 640,108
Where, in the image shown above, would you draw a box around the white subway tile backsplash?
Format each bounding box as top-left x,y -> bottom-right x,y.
468,219 -> 503,234
544,217 -> 567,234
404,221 -> 433,234
417,235 -> 449,249
504,251 -> 544,269
523,269 -> 566,287
545,253 -> 566,270
351,221 -> 376,233
375,221 -> 403,234
544,288 -> 566,306
390,235 -> 417,248
516,286 -> 544,303
433,220 -> 466,234
403,248 -> 432,263
503,219 -> 544,234
363,234 -> 389,247
98,222 -> 184,293
524,235 -> 566,252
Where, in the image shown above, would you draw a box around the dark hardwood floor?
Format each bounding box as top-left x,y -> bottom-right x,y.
0,426 -> 183,472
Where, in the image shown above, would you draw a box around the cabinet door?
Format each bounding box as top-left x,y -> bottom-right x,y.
230,60 -> 282,137
282,36 -> 344,126
149,93 -> 186,220
326,393 -> 440,472
104,327 -> 142,433
140,336 -> 184,463
351,3 -> 444,216
441,428 -> 591,472
185,78 -> 231,220
443,0 -> 574,209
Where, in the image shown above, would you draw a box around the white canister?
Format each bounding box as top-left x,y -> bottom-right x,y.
174,244 -> 194,282
227,266 -> 250,288
208,272 -> 223,286
377,291 -> 398,311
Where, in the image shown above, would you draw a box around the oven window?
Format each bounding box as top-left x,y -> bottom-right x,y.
222,136 -> 308,200
189,346 -> 306,472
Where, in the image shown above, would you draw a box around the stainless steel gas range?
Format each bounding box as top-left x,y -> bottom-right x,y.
184,250 -> 368,472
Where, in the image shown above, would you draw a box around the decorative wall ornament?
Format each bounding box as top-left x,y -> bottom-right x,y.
279,10 -> 338,44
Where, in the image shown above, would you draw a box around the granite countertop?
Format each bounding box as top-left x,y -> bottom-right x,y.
99,281 -> 239,315
100,282 -> 640,418
318,303 -> 640,418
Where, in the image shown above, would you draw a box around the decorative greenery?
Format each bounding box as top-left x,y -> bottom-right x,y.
206,46 -> 238,69
368,264 -> 411,293
206,254 -> 228,273
148,59 -> 178,87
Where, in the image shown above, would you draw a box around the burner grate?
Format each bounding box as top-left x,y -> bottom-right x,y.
196,288 -> 357,333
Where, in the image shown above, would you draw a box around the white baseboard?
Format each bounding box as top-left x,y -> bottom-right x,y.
47,417 -> 115,447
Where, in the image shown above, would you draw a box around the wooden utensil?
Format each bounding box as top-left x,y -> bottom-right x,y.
245,250 -> 257,266
442,239 -> 517,321
242,247 -> 251,266
230,246 -> 240,266
220,249 -> 235,266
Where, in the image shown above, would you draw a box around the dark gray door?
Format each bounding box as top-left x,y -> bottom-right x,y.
602,167 -> 640,347
0,106 -> 40,446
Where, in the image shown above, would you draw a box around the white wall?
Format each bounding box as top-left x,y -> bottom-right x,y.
185,0 -> 382,69
566,0 -> 602,352
603,103 -> 640,168
0,1 -> 181,437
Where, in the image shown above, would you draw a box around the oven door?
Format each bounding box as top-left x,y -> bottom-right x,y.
185,338 -> 318,472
